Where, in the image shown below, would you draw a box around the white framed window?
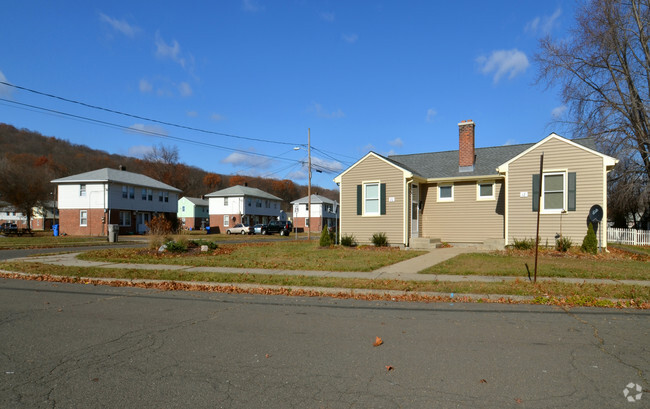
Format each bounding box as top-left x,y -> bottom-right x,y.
80,184 -> 86,197
223,215 -> 229,227
159,191 -> 164,202
119,211 -> 131,226
256,199 -> 262,208
122,186 -> 128,199
542,172 -> 566,213
224,197 -> 228,206
142,188 -> 147,200
364,182 -> 380,216
437,184 -> 454,202
80,210 -> 87,226
129,187 -> 135,199
147,189 -> 153,201
265,200 -> 270,208
247,198 -> 252,207
181,205 -> 185,212
477,181 -> 495,201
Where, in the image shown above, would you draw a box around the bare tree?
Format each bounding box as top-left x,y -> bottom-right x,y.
535,0 -> 650,218
0,157 -> 53,228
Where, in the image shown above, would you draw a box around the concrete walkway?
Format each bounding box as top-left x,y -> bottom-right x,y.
5,248 -> 649,287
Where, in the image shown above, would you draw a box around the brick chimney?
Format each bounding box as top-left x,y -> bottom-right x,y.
458,120 -> 475,172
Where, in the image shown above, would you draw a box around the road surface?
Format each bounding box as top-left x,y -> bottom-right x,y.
0,278 -> 647,408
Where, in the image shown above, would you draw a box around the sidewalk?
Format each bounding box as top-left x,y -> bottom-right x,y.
6,248 -> 650,287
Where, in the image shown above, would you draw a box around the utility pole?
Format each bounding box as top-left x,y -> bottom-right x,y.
308,128 -> 312,241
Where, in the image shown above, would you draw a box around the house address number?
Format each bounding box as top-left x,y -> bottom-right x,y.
520,192 -> 528,198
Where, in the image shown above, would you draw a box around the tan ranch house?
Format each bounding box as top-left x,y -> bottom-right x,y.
334,120 -> 618,248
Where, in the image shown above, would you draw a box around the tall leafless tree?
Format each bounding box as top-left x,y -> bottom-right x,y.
535,0 -> 650,222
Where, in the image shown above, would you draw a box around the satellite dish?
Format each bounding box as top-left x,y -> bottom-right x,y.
588,205 -> 603,224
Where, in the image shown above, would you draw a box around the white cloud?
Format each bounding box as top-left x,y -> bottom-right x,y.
155,31 -> 193,71
525,8 -> 562,35
503,139 -> 517,146
99,13 -> 139,37
341,33 -> 358,43
178,82 -> 192,97
139,79 -> 153,93
243,0 -> 264,12
320,12 -> 335,22
211,113 -> 226,121
128,123 -> 168,136
221,151 -> 273,169
0,71 -> 12,98
127,145 -> 154,157
388,138 -> 403,148
551,105 -> 567,118
426,108 -> 437,122
311,156 -> 344,174
187,111 -> 198,117
309,102 -> 345,119
477,49 -> 529,83
286,169 -> 307,180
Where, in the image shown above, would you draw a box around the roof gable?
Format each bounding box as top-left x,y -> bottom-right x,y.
50,168 -> 181,192
496,133 -> 617,172
205,185 -> 283,201
333,152 -> 414,183
180,196 -> 209,206
290,194 -> 337,205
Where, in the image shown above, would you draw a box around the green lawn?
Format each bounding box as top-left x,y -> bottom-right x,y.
0,234 -> 117,249
420,250 -> 649,280
2,262 -> 647,306
609,243 -> 650,256
78,241 -> 426,272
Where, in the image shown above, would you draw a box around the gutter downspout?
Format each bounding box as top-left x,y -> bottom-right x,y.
406,179 -> 413,247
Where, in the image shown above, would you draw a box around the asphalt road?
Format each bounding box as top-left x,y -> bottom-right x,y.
0,279 -> 647,408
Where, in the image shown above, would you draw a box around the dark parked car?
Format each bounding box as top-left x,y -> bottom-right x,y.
0,223 -> 18,232
262,220 -> 292,236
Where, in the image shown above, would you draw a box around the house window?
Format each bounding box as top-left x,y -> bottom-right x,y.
147,189 -> 153,201
80,184 -> 86,197
224,197 -> 228,206
181,206 -> 185,212
265,200 -> 270,208
247,198 -> 252,207
223,215 -> 229,227
305,203 -> 309,211
122,186 -> 128,199
364,183 -> 380,215
438,184 -> 454,202
477,181 -> 495,200
80,210 -> 87,226
142,188 -> 147,200
164,192 -> 169,202
129,187 -> 135,199
256,199 -> 262,208
119,211 -> 131,226
159,191 -> 164,202
543,172 -> 565,212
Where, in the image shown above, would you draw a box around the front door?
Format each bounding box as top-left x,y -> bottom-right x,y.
137,213 -> 151,234
411,184 -> 419,238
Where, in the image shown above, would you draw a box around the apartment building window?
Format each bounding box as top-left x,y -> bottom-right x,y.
129,187 -> 135,199
80,210 -> 87,226
142,188 -> 147,200
119,211 -> 131,226
80,184 -> 86,197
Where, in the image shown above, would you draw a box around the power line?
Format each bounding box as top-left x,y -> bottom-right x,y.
0,98 -> 303,164
0,81 -> 301,147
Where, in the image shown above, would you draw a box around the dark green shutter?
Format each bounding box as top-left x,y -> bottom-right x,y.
568,172 -> 576,211
356,185 -> 362,215
532,174 -> 540,212
380,183 -> 386,215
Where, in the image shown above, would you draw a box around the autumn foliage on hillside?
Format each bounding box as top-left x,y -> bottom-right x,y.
0,124 -> 338,212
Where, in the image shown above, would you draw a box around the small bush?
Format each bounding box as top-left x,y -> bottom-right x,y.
340,234 -> 357,247
371,232 -> 389,247
146,215 -> 175,235
555,236 -> 572,252
319,227 -> 332,247
581,223 -> 598,254
190,239 -> 218,250
512,238 -> 535,250
165,238 -> 188,253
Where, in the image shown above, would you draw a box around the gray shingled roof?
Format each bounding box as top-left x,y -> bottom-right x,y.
182,197 -> 209,206
290,194 -> 337,205
205,185 -> 283,201
387,137 -> 597,179
51,168 -> 182,192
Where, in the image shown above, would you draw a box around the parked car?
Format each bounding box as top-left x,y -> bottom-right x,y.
226,223 -> 251,235
252,224 -> 264,234
262,220 -> 292,236
0,223 -> 18,232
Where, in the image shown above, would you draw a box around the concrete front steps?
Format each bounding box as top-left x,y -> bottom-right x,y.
409,237 -> 442,249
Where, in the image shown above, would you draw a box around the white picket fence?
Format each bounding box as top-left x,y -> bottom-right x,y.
607,227 -> 650,246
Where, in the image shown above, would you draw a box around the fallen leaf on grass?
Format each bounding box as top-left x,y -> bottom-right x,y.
385,365 -> 394,371
91,378 -> 99,382
480,379 -> 487,383
373,336 -> 383,347
515,398 -> 522,404
265,354 -> 271,358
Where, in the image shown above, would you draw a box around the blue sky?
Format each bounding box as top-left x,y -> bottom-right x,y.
0,1 -> 573,190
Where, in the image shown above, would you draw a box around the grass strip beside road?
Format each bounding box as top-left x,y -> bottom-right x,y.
420,251 -> 650,281
0,235 -> 121,250
1,262 -> 648,307
78,241 -> 426,272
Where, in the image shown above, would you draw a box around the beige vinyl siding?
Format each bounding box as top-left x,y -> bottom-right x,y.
420,180 -> 504,242
507,138 -> 604,246
340,155 -> 405,245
